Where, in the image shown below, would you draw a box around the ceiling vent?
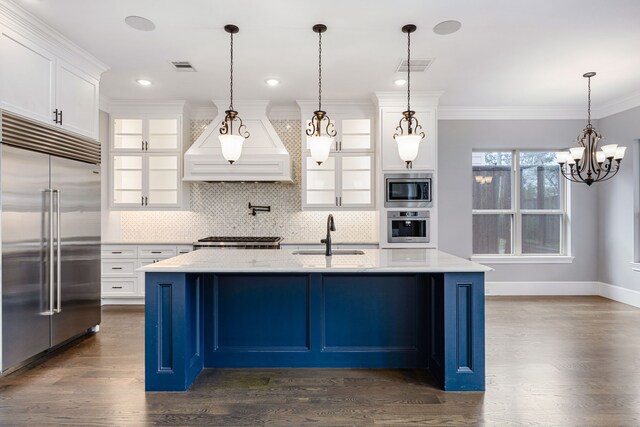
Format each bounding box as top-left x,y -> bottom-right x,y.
396,59 -> 433,73
170,61 -> 197,72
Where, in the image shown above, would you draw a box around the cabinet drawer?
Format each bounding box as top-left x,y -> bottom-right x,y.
176,245 -> 193,255
101,245 -> 137,258
137,246 -> 176,259
102,259 -> 136,276
102,278 -> 137,296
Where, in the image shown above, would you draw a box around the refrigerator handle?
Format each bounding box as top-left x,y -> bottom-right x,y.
42,189 -> 55,315
54,189 -> 62,313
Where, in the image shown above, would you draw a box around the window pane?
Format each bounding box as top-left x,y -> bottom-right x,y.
472,152 -> 512,210
520,152 -> 561,210
522,214 -> 562,254
473,214 -> 513,254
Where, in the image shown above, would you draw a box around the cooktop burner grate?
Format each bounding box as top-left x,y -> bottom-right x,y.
193,236 -> 282,249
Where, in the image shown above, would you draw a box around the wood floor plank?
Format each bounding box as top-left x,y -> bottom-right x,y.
1,297 -> 640,426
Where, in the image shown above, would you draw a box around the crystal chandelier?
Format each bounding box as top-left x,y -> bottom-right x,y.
393,24 -> 425,169
556,72 -> 626,185
306,24 -> 336,165
218,24 -> 249,164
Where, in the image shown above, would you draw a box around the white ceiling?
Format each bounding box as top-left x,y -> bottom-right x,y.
13,0 -> 640,110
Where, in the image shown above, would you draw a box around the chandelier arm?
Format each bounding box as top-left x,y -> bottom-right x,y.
559,165 -> 582,183
594,160 -> 620,183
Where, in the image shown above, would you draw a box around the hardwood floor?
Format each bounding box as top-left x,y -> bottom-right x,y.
1,297 -> 639,426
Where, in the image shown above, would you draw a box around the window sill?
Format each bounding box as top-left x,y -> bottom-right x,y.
470,255 -> 575,264
631,262 -> 640,273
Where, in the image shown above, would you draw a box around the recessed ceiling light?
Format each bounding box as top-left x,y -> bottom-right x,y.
265,78 -> 280,87
394,79 -> 407,86
137,79 -> 152,86
433,20 -> 462,35
125,16 -> 156,31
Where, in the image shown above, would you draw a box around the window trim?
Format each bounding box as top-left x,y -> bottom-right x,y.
472,149 -> 569,259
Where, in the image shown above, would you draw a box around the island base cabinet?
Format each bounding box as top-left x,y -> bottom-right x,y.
144,272 -> 485,392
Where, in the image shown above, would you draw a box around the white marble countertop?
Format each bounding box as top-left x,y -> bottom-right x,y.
138,248 -> 492,273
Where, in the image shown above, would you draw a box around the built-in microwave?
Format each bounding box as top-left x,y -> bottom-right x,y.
384,173 -> 432,208
387,211 -> 430,243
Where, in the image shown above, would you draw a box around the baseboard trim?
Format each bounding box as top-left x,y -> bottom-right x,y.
598,282 -> 640,309
486,281 -> 600,296
486,281 -> 640,309
102,298 -> 144,306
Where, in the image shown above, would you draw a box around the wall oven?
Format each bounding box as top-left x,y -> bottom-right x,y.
384,173 -> 432,208
387,211 -> 430,243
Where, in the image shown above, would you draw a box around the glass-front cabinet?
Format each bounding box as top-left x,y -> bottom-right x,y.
110,115 -> 183,209
302,112 -> 375,210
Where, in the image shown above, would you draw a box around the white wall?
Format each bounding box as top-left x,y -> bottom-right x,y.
597,106 -> 640,292
438,119 -> 599,282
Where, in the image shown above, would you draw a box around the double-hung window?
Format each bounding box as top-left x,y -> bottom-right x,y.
472,151 -> 567,257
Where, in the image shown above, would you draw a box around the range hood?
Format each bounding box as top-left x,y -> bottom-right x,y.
184,100 -> 292,182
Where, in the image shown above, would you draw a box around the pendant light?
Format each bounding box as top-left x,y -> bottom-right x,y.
219,24 -> 249,164
556,72 -> 626,186
393,24 -> 425,169
306,24 -> 336,165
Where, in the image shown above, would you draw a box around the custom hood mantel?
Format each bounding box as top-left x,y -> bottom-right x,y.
183,100 -> 292,182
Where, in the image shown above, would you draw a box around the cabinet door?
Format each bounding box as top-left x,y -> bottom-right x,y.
145,154 -> 180,207
55,60 -> 99,139
112,154 -> 144,207
147,118 -> 179,151
304,155 -> 338,208
338,118 -> 372,152
0,25 -> 55,125
382,109 -> 436,171
339,154 -> 373,208
113,118 -> 144,151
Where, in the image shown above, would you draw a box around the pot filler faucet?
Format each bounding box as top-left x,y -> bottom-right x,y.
320,214 -> 336,256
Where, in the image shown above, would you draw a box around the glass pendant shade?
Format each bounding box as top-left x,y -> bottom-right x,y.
308,135 -> 333,165
555,151 -> 570,164
614,146 -> 626,159
218,134 -> 245,164
601,144 -> 618,158
395,134 -> 422,163
569,147 -> 585,160
595,151 -> 605,163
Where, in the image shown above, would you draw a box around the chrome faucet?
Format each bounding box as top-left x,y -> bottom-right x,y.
320,214 -> 336,256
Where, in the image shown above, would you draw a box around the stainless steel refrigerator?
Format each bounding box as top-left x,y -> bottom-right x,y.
1,112 -> 101,373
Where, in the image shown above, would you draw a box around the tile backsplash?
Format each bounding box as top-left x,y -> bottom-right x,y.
119,119 -> 377,243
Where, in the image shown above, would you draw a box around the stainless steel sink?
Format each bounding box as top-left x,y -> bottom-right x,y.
292,249 -> 365,255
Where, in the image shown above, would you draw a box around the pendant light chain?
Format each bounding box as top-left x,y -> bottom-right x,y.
318,30 -> 322,111
229,31 -> 234,111
407,29 -> 411,112
587,75 -> 591,126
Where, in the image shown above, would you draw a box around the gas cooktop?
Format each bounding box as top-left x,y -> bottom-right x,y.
193,236 -> 282,249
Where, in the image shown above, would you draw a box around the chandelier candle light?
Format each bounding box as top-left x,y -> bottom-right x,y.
306,24 -> 336,165
393,24 -> 425,169
556,72 -> 626,185
219,24 -> 249,164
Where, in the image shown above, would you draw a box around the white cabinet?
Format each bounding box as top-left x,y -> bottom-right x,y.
0,25 -> 55,125
0,22 -> 103,139
101,244 -> 192,302
299,103 -> 375,210
55,59 -> 99,138
110,115 -> 184,209
381,108 -> 436,171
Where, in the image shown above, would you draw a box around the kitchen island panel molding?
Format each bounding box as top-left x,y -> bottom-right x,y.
144,268 -> 486,392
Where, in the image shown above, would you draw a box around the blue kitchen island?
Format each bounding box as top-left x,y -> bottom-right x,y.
141,249 -> 491,392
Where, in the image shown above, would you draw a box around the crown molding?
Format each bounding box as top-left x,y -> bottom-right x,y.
0,0 -> 108,77
373,91 -> 443,108
594,89 -> 640,119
